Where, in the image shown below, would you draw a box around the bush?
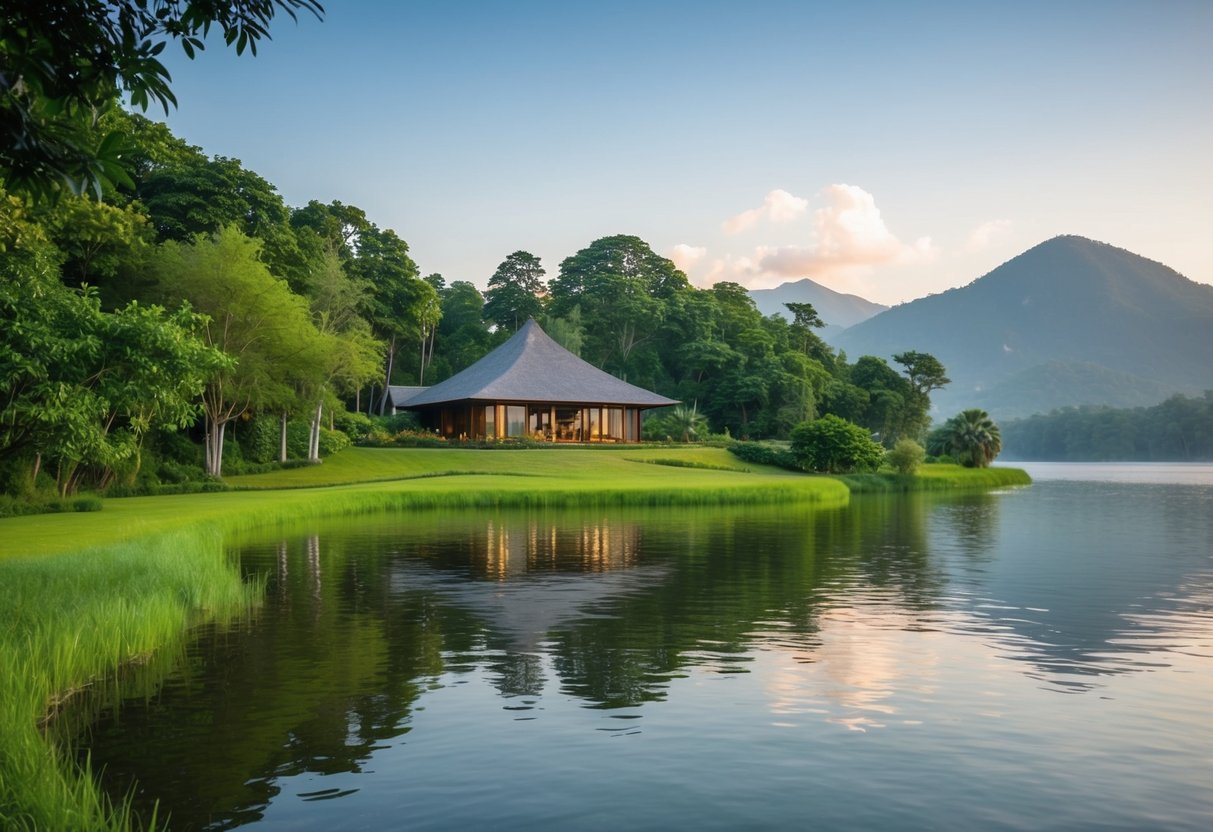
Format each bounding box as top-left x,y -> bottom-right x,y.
729,441 -> 802,471
789,415 -> 885,473
237,413 -> 281,464
373,411 -> 422,434
333,410 -> 376,443
887,438 -> 925,475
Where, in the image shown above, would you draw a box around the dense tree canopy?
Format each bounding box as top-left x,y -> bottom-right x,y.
0,0 -> 324,201
483,251 -> 546,333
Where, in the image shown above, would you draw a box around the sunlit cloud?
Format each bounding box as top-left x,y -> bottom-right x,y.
966,219 -> 1013,250
669,243 -> 707,274
756,184 -> 934,279
721,188 -> 809,235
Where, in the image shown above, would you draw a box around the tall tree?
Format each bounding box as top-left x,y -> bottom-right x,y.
347,225 -> 433,413
549,235 -> 689,379
0,0 -> 324,201
150,226 -> 316,476
483,251 -> 546,332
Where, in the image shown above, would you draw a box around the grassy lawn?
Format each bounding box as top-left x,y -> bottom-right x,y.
0,447 -> 841,560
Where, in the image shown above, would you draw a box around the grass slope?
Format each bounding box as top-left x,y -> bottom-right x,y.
1,448 -> 846,560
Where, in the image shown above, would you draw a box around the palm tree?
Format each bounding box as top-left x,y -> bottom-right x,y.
668,403 -> 709,443
943,408 -> 1002,467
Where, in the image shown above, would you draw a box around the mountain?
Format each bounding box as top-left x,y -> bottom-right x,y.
833,236 -> 1213,419
748,278 -> 887,338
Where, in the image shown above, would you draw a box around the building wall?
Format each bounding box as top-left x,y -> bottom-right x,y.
419,402 -> 645,442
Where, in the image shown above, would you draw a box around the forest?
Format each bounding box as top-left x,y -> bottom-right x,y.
1000,393 -> 1213,461
1,105 -> 959,504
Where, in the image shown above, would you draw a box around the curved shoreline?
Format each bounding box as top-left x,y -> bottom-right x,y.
0,448 -> 1028,830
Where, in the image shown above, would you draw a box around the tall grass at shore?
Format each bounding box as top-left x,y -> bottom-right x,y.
837,465 -> 1032,493
0,530 -> 257,831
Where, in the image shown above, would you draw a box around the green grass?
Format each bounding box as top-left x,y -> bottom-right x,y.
0,446 -> 1027,829
1,448 -> 849,560
0,530 -> 257,831
838,464 -> 1033,493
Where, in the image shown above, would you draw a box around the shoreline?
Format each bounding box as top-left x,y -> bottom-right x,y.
0,447 -> 1028,830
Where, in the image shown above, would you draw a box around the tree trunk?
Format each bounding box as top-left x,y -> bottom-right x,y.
205,416 -> 227,477
355,387 -> 361,413
379,334 -> 397,416
309,400 -> 323,461
279,411 -> 288,463
31,452 -> 41,482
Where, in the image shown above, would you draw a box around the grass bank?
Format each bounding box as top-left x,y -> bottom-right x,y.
0,447 -> 1026,829
0,531 -> 257,831
837,464 -> 1033,493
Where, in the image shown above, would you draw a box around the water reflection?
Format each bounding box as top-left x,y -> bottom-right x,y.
74,487 -> 1213,831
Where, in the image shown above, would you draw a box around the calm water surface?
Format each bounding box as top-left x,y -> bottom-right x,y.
77,469 -> 1213,830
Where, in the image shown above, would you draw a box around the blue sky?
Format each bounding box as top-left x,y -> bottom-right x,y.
155,0 -> 1213,304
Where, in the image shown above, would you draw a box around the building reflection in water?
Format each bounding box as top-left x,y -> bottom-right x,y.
475,515 -> 643,578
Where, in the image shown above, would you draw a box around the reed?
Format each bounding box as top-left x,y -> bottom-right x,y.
837,465 -> 1032,493
0,531 -> 257,831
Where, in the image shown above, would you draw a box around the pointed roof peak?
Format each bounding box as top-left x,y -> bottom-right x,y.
400,319 -> 678,409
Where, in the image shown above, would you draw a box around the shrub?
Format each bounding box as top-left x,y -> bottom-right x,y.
887,438 -> 925,475
333,410 -> 376,443
238,413 -> 281,464
789,415 -> 885,473
373,411 -> 422,434
729,441 -> 802,471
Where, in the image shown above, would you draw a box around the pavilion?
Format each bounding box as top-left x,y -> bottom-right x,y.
389,319 -> 677,442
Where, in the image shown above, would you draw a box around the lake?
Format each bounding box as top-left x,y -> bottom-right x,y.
76,466 -> 1213,830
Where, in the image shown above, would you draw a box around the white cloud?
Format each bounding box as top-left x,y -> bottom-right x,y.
668,243 -> 707,274
721,188 -> 809,235
966,219 -> 1013,250
756,184 -> 934,278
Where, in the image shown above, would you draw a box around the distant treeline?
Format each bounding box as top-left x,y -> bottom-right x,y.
1001,392 -> 1213,461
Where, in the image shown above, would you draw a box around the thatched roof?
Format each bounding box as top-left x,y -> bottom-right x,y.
396,319 -> 678,409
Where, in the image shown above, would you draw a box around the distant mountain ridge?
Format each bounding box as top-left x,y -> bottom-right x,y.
833,236 -> 1213,419
748,277 -> 887,335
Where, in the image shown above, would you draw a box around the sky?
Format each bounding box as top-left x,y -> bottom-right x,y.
153,0 -> 1213,306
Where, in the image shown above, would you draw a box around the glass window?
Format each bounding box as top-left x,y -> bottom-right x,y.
607,408 -> 623,441
587,407 -> 600,441
528,405 -> 551,440
506,405 -> 526,437
555,407 -> 580,441
484,405 -> 496,439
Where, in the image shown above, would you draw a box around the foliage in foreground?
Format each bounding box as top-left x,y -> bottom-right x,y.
0,531 -> 257,831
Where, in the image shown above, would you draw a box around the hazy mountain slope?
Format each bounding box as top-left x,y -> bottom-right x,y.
833,236 -> 1213,419
748,278 -> 887,336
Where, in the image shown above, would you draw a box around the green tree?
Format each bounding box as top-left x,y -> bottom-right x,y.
36,194 -> 153,303
150,226 -> 316,476
887,438 -> 926,475
138,154 -> 308,286
427,280 -> 492,380
484,251 -> 546,332
939,409 -> 1003,468
549,235 -> 689,379
341,224 -> 431,413
0,0 -> 324,201
1,199 -> 224,493
789,414 -> 885,473
668,403 -> 709,443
